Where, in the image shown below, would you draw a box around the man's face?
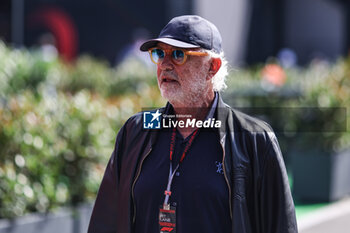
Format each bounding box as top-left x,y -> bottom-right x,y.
156,43 -> 212,106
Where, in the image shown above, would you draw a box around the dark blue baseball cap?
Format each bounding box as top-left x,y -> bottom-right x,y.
140,15 -> 222,53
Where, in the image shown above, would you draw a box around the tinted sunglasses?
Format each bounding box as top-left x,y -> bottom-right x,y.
148,47 -> 208,65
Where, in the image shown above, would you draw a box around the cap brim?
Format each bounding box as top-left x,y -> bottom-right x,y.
140,38 -> 200,51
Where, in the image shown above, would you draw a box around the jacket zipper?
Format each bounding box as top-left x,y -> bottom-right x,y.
131,147 -> 152,224
220,139 -> 233,219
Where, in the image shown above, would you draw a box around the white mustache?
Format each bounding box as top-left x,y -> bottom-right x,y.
161,72 -> 178,81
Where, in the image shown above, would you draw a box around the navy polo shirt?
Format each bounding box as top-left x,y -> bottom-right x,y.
134,94 -> 231,233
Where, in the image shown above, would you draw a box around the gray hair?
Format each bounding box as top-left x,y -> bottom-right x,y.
206,50 -> 229,92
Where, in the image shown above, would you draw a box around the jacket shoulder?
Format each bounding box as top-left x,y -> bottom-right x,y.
228,107 -> 279,166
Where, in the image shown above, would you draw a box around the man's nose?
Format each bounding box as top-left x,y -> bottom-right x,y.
159,54 -> 174,70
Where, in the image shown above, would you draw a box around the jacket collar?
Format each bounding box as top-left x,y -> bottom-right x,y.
216,92 -> 231,142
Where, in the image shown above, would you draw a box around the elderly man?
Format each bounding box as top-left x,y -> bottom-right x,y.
88,15 -> 297,233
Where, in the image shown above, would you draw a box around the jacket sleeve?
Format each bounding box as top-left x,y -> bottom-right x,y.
259,133 -> 298,233
87,123 -> 126,233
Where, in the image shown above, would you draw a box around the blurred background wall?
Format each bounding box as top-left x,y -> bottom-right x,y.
0,0 -> 349,66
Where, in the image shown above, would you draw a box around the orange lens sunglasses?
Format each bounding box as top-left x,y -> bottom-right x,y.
148,47 -> 208,65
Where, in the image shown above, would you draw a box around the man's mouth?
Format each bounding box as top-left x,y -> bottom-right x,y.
161,75 -> 179,84
162,78 -> 177,83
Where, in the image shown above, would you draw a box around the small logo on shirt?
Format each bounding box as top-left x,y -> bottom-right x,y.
143,110 -> 162,129
215,161 -> 224,174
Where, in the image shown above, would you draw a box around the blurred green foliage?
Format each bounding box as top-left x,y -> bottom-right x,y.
0,90 -> 119,217
0,41 -> 164,218
57,55 -> 159,97
0,40 -> 349,219
224,59 -> 350,156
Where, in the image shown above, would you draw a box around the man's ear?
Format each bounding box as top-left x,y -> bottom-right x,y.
207,58 -> 222,80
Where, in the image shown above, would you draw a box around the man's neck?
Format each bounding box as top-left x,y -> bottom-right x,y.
171,91 -> 216,138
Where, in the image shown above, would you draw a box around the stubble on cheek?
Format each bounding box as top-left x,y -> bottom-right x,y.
180,60 -> 213,105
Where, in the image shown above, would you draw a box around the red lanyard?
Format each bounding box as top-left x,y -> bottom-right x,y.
170,127 -> 199,163
163,127 -> 199,209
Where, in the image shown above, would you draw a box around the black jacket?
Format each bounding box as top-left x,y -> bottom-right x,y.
88,94 -> 298,233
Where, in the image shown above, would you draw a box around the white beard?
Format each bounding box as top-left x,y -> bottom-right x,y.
160,72 -> 209,108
